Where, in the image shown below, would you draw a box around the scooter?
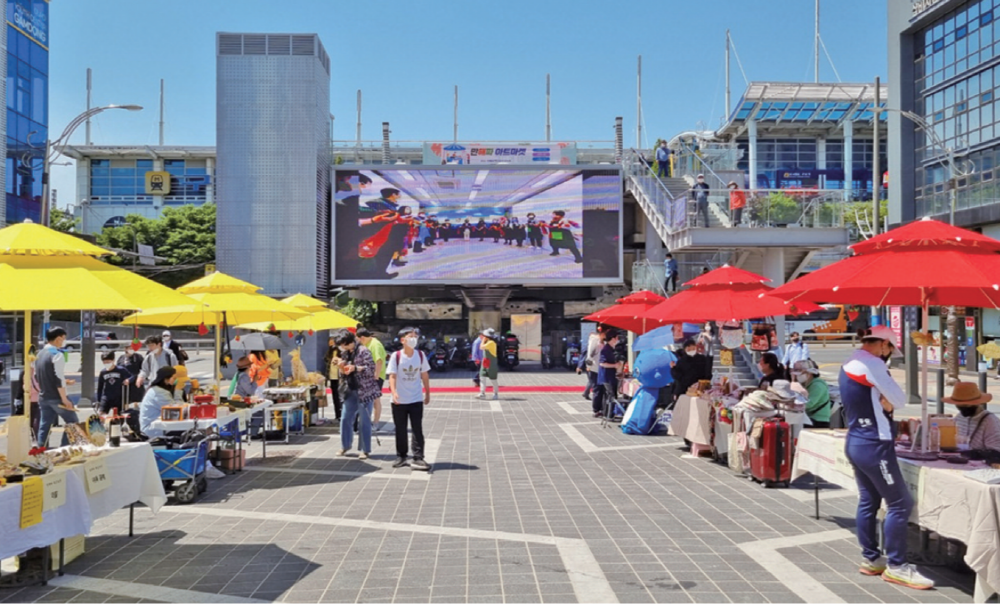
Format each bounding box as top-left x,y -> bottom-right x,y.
502,335 -> 520,370
564,338 -> 582,370
431,341 -> 449,372
541,345 -> 553,369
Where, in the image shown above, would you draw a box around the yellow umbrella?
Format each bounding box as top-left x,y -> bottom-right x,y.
0,255 -> 199,312
238,293 -> 358,332
0,221 -> 110,256
121,272 -> 310,398
0,220 -> 201,415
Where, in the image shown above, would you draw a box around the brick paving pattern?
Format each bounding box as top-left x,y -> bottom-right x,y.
0,387 -> 980,603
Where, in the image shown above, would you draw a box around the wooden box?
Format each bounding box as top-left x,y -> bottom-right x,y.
160,406 -> 185,421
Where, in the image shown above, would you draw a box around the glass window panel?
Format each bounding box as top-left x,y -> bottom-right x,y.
110,176 -> 136,186
111,185 -> 138,196
30,68 -> 45,124
136,159 -> 153,168
109,168 -> 136,177
89,186 -> 109,197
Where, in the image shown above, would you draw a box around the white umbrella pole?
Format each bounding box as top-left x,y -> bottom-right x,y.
214,321 -> 221,404
22,310 -> 31,414
921,303 -> 930,453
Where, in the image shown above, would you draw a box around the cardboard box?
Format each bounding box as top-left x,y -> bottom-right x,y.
50,535 -> 85,571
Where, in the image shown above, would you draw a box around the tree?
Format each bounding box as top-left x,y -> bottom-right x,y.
96,204 -> 216,289
50,207 -> 79,233
336,292 -> 377,326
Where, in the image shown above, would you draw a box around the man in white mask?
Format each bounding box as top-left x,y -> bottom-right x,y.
386,327 -> 432,471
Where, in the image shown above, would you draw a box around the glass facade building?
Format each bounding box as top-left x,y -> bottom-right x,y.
891,0 -> 1000,223
88,158 -> 209,205
4,0 -> 47,226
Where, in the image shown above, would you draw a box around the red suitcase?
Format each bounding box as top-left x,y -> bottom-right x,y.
750,417 -> 792,487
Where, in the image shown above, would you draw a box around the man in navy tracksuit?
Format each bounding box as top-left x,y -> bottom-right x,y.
839,326 -> 933,590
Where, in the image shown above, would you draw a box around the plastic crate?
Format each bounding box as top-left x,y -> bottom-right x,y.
154,439 -> 209,481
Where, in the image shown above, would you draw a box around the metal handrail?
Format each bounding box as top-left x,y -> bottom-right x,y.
631,258 -> 668,298
675,141 -> 731,187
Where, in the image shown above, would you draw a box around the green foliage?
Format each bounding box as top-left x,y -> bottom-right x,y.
50,207 -> 79,233
96,204 -> 216,288
336,293 -> 377,326
758,193 -> 800,224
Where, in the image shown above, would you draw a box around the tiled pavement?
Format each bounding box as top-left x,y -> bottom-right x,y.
0,389 -> 981,604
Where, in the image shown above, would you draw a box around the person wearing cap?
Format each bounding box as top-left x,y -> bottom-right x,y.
162,330 -> 189,367
945,383 -> 1000,451
229,356 -> 255,399
840,325 -> 932,590
139,366 -> 178,439
690,174 -> 711,227
727,180 -> 746,226
478,328 -> 500,400
792,359 -> 831,428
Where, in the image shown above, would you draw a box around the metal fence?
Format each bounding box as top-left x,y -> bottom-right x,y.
685,188 -> 852,228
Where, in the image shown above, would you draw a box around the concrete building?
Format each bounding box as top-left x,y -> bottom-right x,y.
215,32 -> 331,297
64,145 -> 215,234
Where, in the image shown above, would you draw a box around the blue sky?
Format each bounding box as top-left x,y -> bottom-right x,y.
49,0 -> 888,204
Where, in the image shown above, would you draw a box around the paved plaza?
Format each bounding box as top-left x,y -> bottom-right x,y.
0,379 -> 982,604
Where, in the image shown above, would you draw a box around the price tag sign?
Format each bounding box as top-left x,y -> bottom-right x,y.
84,458 -> 112,495
42,473 -> 67,512
20,476 -> 44,529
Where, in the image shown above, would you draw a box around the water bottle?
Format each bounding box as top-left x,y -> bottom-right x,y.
929,422 -> 940,452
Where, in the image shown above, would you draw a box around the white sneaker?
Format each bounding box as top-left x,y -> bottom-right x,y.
476,392 -> 486,399
859,556 -> 886,576
881,563 -> 934,590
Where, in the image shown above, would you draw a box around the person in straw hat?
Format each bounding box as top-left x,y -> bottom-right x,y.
944,382 -> 1000,451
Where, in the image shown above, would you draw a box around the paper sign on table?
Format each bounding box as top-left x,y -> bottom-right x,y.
20,476 -> 44,529
42,473 -> 67,512
84,458 -> 112,494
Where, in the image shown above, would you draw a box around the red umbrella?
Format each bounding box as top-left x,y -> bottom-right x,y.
584,302 -> 666,335
642,266 -> 820,324
770,218 -> 1000,453
616,290 -> 667,305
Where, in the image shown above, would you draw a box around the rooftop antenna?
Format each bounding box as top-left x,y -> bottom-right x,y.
545,74 -> 551,142
725,31 -> 731,117
85,68 -> 92,145
636,55 -> 642,149
815,0 -> 820,82
356,90 -> 362,162
453,85 -> 459,143
159,79 -> 165,146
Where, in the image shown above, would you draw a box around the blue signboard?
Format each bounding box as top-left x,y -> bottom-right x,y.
7,0 -> 49,49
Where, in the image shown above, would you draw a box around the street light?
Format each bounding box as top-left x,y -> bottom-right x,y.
28,104 -> 143,226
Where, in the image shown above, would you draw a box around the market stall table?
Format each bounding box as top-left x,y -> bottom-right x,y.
0,442 -> 165,582
670,395 -> 713,455
793,429 -> 1000,603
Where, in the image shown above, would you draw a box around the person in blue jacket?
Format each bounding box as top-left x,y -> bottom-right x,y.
839,326 -> 933,590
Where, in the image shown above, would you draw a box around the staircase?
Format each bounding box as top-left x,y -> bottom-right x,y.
711,340 -> 758,389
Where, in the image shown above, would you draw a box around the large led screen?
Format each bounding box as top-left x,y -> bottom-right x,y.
333,167 -> 621,285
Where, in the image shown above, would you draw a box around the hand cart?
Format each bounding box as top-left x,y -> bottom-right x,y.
153,436 -> 210,504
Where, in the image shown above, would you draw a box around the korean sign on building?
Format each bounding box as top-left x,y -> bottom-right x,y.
423,142 -> 577,165
8,0 -> 49,49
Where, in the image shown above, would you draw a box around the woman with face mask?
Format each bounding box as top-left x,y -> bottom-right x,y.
791,359 -> 831,428
334,330 -> 379,460
139,366 -> 177,439
671,339 -> 710,404
840,326 -> 933,589
944,382 -> 1000,451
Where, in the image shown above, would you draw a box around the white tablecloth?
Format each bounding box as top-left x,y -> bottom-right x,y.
0,442 -> 165,560
147,401 -> 269,433
794,429 -> 1000,601
0,473 -> 91,560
